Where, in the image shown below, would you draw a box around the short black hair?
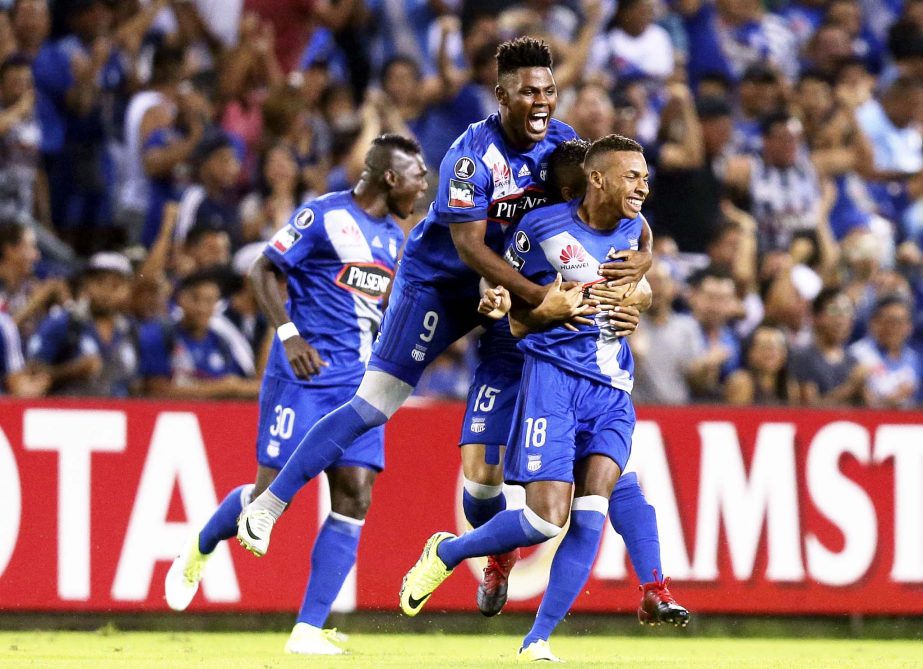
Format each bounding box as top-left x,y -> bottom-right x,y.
0,219 -> 26,260
872,293 -> 912,317
759,110 -> 796,137
364,133 -> 422,179
0,54 -> 31,81
688,265 -> 734,289
798,69 -> 834,88
695,95 -> 732,120
584,134 -> 643,171
185,224 -> 229,248
547,138 -> 590,200
812,286 -> 848,315
381,55 -> 421,82
177,268 -> 224,295
150,44 -> 185,86
496,37 -> 553,79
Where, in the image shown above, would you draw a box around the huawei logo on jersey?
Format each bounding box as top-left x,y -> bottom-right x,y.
341,223 -> 362,242
560,244 -> 587,265
335,262 -> 393,300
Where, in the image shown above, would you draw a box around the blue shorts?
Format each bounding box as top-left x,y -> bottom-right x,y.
369,270 -> 484,387
505,356 -> 635,485
256,375 -> 384,472
459,361 -> 522,449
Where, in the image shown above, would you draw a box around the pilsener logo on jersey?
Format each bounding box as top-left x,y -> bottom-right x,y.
488,187 -> 547,226
335,262 -> 394,299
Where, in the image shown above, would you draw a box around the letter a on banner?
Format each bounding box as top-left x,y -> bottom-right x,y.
112,412 -> 240,602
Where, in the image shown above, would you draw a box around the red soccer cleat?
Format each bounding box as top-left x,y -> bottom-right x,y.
476,549 -> 520,616
638,570 -> 690,627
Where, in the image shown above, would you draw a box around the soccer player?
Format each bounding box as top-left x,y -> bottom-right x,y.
236,37 -> 588,555
399,135 -> 663,662
164,134 -> 428,655
469,137 -> 688,625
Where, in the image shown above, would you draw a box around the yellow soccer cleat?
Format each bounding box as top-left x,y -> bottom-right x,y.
517,639 -> 563,663
399,532 -> 455,616
164,534 -> 211,611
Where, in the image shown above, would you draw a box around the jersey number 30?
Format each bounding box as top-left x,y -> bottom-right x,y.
269,405 -> 296,440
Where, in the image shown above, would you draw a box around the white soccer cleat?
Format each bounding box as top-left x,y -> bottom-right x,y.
164,535 -> 210,611
237,506 -> 275,557
284,623 -> 345,655
517,639 -> 563,663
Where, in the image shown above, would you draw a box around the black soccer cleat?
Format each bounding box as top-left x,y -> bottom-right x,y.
638,570 -> 690,627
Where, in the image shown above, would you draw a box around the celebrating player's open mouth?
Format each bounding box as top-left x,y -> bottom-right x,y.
625,194 -> 645,215
527,110 -> 549,135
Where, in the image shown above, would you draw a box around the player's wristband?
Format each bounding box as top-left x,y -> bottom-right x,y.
277,322 -> 299,342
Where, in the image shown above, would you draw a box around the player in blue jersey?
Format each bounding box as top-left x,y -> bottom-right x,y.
236,37 -> 603,555
164,134 -> 428,655
469,138 -> 689,625
400,135 -> 667,661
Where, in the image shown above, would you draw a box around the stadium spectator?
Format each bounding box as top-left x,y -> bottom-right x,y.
725,323 -> 797,405
792,287 -> 866,406
731,63 -> 785,156
27,251 -> 138,397
686,266 -> 741,401
0,219 -> 69,341
0,309 -> 49,396
725,112 -> 822,254
173,132 -> 243,248
0,54 -> 46,229
795,69 -> 877,241
855,76 -> 923,238
138,270 -> 259,399
565,82 -> 615,141
239,143 -> 303,242
585,0 -> 674,85
848,293 -> 921,408
632,260 -> 702,405
678,0 -> 798,85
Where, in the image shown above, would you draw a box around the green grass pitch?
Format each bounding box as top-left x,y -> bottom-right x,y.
0,631 -> 919,669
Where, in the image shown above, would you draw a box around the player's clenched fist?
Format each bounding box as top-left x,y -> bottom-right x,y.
478,285 -> 512,319
284,337 -> 328,379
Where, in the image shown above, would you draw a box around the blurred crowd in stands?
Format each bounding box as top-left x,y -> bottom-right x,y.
0,0 -> 922,408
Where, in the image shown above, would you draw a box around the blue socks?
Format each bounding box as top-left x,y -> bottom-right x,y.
297,512 -> 364,627
462,479 -> 506,529
523,497 -> 608,647
437,508 -> 560,570
608,472 -> 662,583
270,397 -> 386,503
198,484 -> 252,554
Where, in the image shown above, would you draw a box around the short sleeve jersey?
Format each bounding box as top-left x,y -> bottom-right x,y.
504,200 -> 643,392
262,190 -> 405,386
399,113 -> 576,295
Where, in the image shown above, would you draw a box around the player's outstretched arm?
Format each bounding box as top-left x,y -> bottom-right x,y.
451,220 -> 547,306
249,254 -> 328,379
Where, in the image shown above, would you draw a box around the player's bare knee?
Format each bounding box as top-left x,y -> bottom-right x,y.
461,444 -> 505,486
329,467 -> 376,520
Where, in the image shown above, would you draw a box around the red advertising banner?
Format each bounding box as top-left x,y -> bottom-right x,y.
0,399 -> 920,615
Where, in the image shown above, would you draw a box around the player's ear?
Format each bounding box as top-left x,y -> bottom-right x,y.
589,169 -> 603,190
383,168 -> 398,187
495,83 -> 507,106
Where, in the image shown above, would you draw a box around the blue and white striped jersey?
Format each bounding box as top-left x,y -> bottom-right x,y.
399,113 -> 576,296
263,190 -> 405,386
504,200 -> 643,392
0,312 -> 24,386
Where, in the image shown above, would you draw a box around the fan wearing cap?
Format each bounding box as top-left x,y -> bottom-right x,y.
137,269 -> 259,399
26,251 -> 139,396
